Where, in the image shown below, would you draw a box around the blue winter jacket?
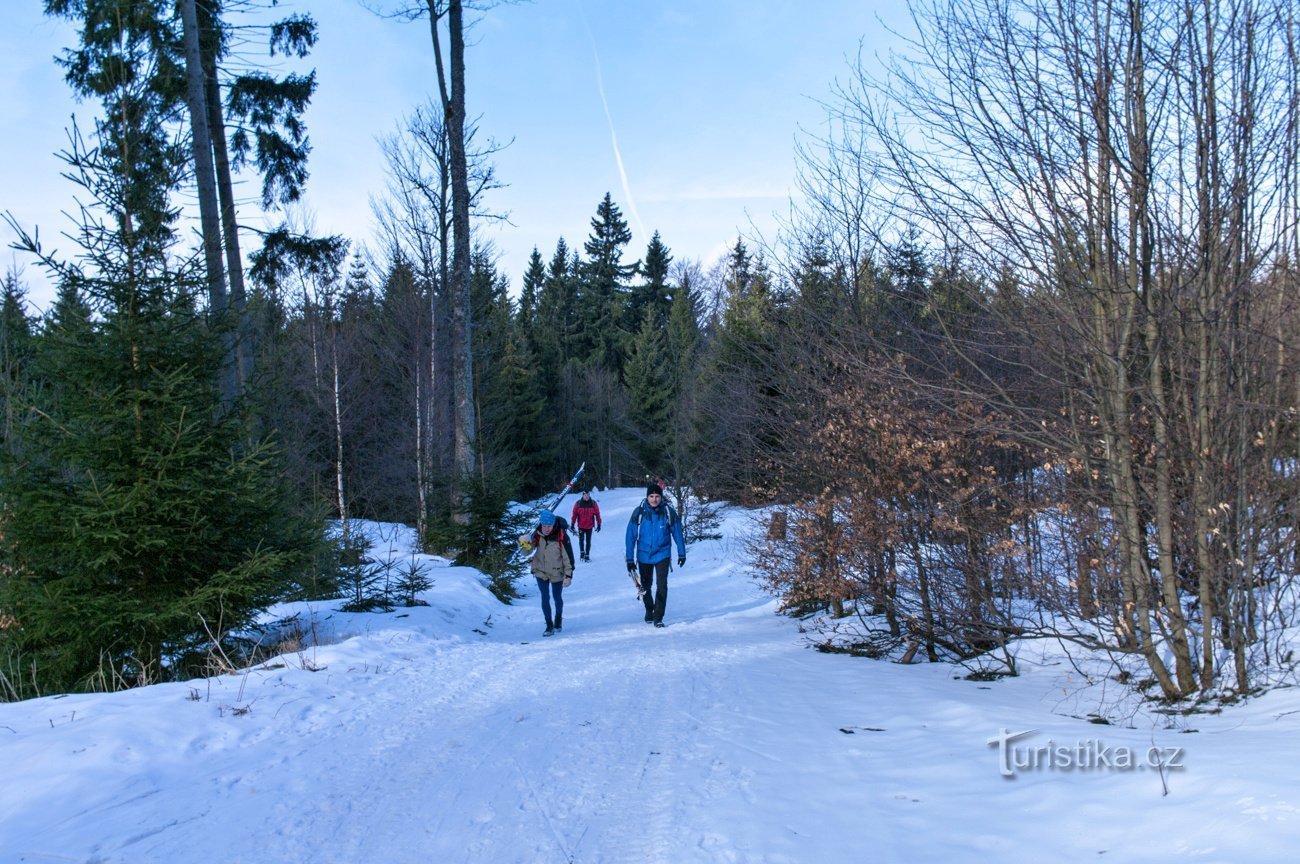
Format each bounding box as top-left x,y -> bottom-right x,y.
625,500 -> 686,565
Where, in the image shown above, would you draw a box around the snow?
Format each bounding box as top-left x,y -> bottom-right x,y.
2,487 -> 1298,863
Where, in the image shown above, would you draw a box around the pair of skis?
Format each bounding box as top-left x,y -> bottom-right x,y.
511,463 -> 585,565
540,461 -> 585,519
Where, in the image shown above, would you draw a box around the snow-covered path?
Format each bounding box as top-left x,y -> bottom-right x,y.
3,488 -> 1299,863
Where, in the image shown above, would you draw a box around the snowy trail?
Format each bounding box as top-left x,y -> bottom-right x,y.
4,488 -> 1300,863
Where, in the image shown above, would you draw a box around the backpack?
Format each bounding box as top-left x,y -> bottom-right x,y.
632,501 -> 676,529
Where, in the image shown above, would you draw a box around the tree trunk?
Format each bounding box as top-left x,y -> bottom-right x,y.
331,314 -> 348,539
447,0 -> 476,524
198,5 -> 253,389
426,0 -> 475,525
415,344 -> 428,541
179,0 -> 235,406
910,530 -> 938,663
1127,14 -> 1195,694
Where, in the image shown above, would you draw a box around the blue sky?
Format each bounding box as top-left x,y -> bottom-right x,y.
1,0 -> 904,310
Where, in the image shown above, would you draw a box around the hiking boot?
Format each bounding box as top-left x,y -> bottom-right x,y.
554,616 -> 562,632
654,621 -> 665,628
543,626 -> 554,637
644,610 -> 653,623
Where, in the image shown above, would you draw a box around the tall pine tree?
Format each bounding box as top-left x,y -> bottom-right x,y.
624,309 -> 672,470
516,246 -> 545,352
576,193 -> 638,373
0,274 -> 35,457
695,240 -> 785,501
663,264 -> 704,482
629,230 -> 673,334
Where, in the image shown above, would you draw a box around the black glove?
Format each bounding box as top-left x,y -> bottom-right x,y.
678,556 -> 686,567
596,525 -> 601,533
627,561 -> 636,574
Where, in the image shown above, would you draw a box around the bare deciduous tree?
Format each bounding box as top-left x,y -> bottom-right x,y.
772,0 -> 1299,697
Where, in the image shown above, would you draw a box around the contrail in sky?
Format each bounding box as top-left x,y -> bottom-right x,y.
578,3 -> 647,239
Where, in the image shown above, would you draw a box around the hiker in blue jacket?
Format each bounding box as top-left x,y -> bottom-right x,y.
625,483 -> 686,627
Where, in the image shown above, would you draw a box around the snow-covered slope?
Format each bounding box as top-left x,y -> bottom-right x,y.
2,488 -> 1297,863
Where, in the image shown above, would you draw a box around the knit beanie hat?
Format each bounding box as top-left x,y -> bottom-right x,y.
539,510 -> 557,526
646,483 -> 662,497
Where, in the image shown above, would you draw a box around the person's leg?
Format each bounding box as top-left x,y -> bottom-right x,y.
652,559 -> 670,624
552,580 -> 564,629
638,562 -> 655,621
536,576 -> 554,631
580,529 -> 592,558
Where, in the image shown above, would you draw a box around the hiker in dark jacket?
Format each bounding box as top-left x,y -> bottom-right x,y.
625,483 -> 686,627
570,490 -> 602,562
521,510 -> 575,636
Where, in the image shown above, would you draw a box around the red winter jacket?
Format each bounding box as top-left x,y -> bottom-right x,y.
571,497 -> 602,531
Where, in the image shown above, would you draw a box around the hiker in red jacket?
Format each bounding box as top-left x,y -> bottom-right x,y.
570,490 -> 602,563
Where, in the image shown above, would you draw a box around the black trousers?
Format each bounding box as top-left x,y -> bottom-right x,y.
637,559 -> 670,623
577,528 -> 593,557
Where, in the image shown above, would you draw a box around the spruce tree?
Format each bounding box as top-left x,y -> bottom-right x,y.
629,230 -> 673,334
666,266 -> 703,403
45,0 -> 185,258
883,229 -> 929,338
517,247 -> 545,348
576,193 -> 638,372
472,249 -> 517,465
6,4 -> 325,687
1,126 -> 321,696
508,245 -> 549,491
664,265 -> 704,486
485,331 -> 548,494
0,274 -> 35,456
695,240 -> 786,500
522,240 -> 577,481
375,255 -> 430,527
337,247 -> 403,522
46,0 -> 321,400
624,309 -> 672,470
534,238 -> 576,381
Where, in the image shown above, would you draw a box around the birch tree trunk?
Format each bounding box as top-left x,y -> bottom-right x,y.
331,311 -> 349,540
